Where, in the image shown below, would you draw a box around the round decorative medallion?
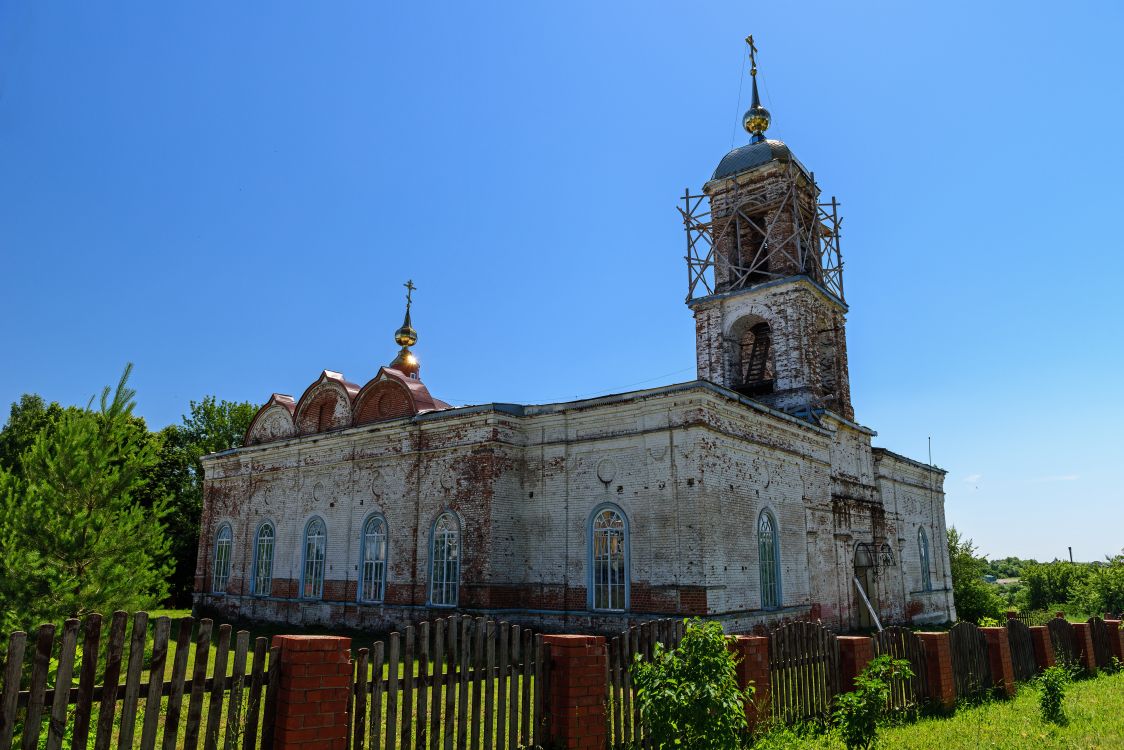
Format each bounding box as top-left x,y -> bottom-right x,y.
596,458 -> 617,484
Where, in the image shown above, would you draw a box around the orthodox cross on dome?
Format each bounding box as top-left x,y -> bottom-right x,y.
390,279 -> 420,378
743,34 -> 771,142
404,279 -> 416,310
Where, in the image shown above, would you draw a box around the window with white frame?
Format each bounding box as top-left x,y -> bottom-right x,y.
360,515 -> 388,603
252,522 -> 275,596
758,510 -> 781,609
429,513 -> 460,607
591,506 -> 628,612
918,527 -> 932,591
212,524 -> 232,594
302,518 -> 326,599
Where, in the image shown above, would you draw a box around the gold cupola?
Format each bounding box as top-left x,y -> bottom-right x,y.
389,280 -> 420,378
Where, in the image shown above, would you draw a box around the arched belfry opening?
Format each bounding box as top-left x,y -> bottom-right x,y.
729,317 -> 775,397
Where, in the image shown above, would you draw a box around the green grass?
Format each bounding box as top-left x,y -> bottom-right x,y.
752,669 -> 1124,749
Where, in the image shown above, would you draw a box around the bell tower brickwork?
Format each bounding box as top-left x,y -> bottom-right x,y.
689,155 -> 854,421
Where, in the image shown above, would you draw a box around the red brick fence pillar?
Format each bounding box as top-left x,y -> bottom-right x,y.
1029,626 -> 1055,670
1071,623 -> 1098,673
980,627 -> 1016,697
837,636 -> 874,691
730,636 -> 770,732
271,635 -> 352,750
543,635 -> 607,750
917,632 -> 955,711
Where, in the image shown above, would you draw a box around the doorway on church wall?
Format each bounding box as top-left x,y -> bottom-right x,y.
853,542 -> 880,630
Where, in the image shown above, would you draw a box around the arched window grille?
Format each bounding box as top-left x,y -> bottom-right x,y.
429,513 -> 460,607
918,527 -> 932,591
758,510 -> 781,609
212,524 -> 232,594
591,506 -> 628,612
360,515 -> 388,603
252,522 -> 275,596
301,517 -> 326,599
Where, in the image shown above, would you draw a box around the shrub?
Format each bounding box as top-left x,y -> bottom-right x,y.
631,619 -> 752,750
1037,664 -> 1070,724
832,654 -> 914,750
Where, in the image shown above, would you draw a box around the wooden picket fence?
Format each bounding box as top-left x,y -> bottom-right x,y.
948,621 -> 991,700
1087,617 -> 1113,672
1047,617 -> 1077,668
348,615 -> 546,750
872,626 -> 927,712
1006,619 -> 1037,683
0,612 -> 276,750
768,621 -> 840,725
604,619 -> 683,750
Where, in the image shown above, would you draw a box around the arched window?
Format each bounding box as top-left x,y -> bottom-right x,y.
301,517 -> 327,599
212,524 -> 232,594
918,527 -> 932,592
252,522 -> 275,596
758,510 -> 781,609
360,515 -> 388,603
590,506 -> 629,612
429,513 -> 460,607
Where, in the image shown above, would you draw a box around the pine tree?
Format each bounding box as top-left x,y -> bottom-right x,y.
0,364 -> 171,631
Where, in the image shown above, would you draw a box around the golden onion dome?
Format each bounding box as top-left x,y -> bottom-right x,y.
743,104 -> 771,139
395,317 -> 418,347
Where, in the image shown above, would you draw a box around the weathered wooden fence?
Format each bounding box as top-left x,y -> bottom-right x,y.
605,619 -> 682,750
948,621 -> 991,699
872,626 -> 927,712
348,615 -> 546,750
1087,617 -> 1113,672
768,621 -> 840,725
1047,617 -> 1077,668
0,612 -> 276,750
1005,620 -> 1037,683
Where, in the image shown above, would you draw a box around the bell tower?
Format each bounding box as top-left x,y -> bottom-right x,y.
683,37 -> 853,420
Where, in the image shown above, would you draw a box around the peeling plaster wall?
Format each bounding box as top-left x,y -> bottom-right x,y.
194,383 -> 952,634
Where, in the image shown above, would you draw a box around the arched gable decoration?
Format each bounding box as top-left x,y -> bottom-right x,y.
294,370 -> 360,435
353,367 -> 450,426
244,394 -> 297,446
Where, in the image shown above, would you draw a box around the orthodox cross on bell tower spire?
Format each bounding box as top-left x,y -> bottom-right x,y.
743,35 -> 771,143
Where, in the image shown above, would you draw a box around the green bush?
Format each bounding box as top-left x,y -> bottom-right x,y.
1037,665 -> 1070,724
832,654 -> 914,750
631,619 -> 752,750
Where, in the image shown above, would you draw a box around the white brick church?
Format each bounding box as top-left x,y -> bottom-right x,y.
194,47 -> 956,633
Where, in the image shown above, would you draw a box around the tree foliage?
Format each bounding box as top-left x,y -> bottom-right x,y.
947,526 -> 1004,624
1071,552 -> 1124,616
631,619 -> 752,750
0,365 -> 171,632
1021,560 -> 1092,611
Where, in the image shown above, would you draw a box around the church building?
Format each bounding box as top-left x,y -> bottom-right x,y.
194,42 -> 956,633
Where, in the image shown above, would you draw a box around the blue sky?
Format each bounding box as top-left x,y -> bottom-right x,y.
1,2 -> 1121,562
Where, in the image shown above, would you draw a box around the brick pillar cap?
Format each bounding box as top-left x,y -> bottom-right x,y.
838,635 -> 873,643
272,634 -> 353,651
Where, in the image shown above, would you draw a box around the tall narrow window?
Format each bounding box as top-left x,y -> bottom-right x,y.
252,522 -> 275,596
591,506 -> 628,612
430,513 -> 460,607
758,510 -> 781,609
212,524 -> 232,594
302,517 -> 326,599
918,527 -> 932,592
360,515 -> 388,603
